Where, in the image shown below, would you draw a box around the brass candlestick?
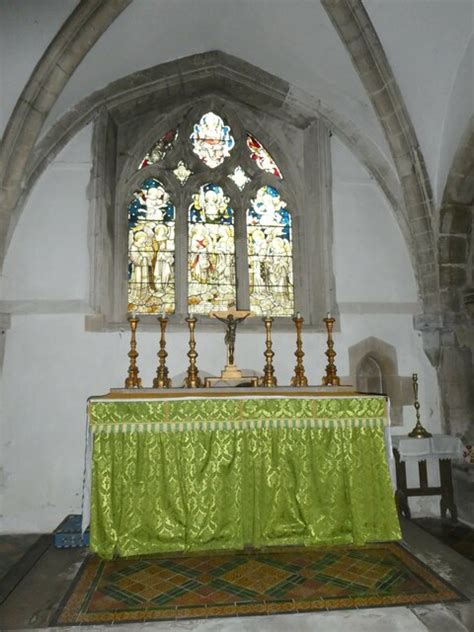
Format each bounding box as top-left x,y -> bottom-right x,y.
125,315 -> 142,388
408,373 -> 432,438
153,315 -> 171,388
260,316 -> 277,387
184,315 -> 202,388
321,314 -> 340,386
291,313 -> 308,387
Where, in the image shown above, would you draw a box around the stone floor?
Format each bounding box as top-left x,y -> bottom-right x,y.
0,518 -> 472,631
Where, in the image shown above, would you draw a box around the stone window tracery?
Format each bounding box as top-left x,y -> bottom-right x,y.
126,109 -> 295,317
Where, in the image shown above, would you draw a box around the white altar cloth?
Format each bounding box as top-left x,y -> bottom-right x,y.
391,434 -> 464,463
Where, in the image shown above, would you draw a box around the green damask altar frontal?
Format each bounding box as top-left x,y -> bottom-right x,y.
87,391 -> 401,559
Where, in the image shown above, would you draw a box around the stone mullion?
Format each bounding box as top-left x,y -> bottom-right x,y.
234,204 -> 250,311
174,191 -> 188,316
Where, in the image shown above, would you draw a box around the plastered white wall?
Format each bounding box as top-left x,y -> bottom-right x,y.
1,125 -> 91,302
0,127 -> 440,533
332,136 -> 418,303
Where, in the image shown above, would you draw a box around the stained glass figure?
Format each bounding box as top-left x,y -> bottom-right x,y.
188,183 -> 236,313
247,185 -> 294,316
190,112 -> 235,168
173,160 -> 193,185
138,128 -> 178,169
128,178 -> 175,313
228,165 -> 251,191
246,133 -> 283,179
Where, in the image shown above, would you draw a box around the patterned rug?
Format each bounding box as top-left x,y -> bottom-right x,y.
53,543 -> 466,625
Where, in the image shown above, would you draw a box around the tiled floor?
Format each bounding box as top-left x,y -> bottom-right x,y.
0,518 -> 473,631
53,542 -> 464,625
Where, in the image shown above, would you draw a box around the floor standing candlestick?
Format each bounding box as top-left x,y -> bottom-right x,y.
125,315 -> 142,388
408,373 -> 432,438
261,316 -> 277,387
291,313 -> 309,387
321,315 -> 340,386
153,315 -> 171,388
184,315 -> 202,388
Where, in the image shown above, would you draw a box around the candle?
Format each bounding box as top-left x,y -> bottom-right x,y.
131,310 -> 137,319
327,311 -> 331,319
296,312 -> 301,319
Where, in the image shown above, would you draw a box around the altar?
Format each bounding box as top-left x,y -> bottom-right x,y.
85,388 -> 401,559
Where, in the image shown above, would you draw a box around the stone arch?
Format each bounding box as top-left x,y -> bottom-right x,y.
436,118 -> 474,440
8,51 -> 409,281
356,355 -> 384,394
0,0 -> 132,266
321,0 -> 438,314
87,80 -> 335,328
348,337 -> 413,425
438,117 -> 474,315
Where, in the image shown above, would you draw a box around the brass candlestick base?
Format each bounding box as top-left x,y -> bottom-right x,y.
408,373 -> 432,438
184,315 -> 201,388
291,314 -> 308,387
321,315 -> 340,386
260,316 -> 277,387
153,315 -> 171,388
125,316 -> 142,388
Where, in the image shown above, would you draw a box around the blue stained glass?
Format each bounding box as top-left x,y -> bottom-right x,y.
247,185 -> 294,316
189,183 -> 233,225
128,177 -> 175,228
128,178 -> 176,314
190,112 -> 235,168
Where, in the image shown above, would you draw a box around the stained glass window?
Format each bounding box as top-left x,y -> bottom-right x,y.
173,160 -> 193,185
128,178 -> 175,313
138,128 -> 178,169
247,185 -> 294,316
246,133 -> 282,179
188,183 -> 236,313
228,165 -> 251,190
127,110 -> 296,320
190,112 -> 235,168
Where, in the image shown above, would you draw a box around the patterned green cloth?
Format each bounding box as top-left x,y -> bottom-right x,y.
89,395 -> 401,559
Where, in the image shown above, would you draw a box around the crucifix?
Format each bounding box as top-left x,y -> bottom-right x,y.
209,306 -> 254,381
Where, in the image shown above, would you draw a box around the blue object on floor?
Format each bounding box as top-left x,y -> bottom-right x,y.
54,514 -> 89,548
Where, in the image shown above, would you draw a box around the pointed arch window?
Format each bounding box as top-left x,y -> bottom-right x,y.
127,178 -> 175,314
247,186 -> 293,316
126,109 -> 295,317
